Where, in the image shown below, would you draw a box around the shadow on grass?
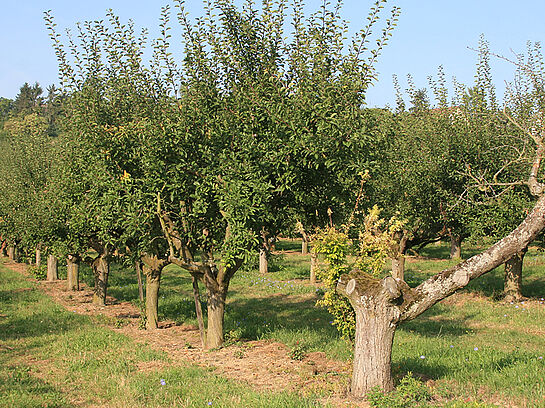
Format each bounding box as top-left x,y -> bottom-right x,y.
417,243 -> 482,260
399,315 -> 472,338
274,239 -> 302,252
224,294 -> 337,340
0,309 -> 81,341
0,364 -> 69,407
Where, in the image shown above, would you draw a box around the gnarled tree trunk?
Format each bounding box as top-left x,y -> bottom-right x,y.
337,194 -> 545,397
504,247 -> 527,302
47,254 -> 58,281
66,255 -> 79,291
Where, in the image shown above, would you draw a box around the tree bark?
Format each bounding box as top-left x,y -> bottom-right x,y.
450,234 -> 462,259
310,251 -> 318,284
206,285 -> 228,349
338,274 -> 403,394
7,246 -> 15,261
66,255 -> 79,291
144,267 -> 161,329
192,274 -> 206,348
91,252 -> 109,306
352,308 -> 396,393
391,231 -> 408,280
391,256 -> 405,281
35,247 -> 41,269
141,255 -> 168,330
504,247 -> 527,302
135,261 -> 144,302
47,254 -> 58,281
302,239 -> 309,255
259,248 -> 268,274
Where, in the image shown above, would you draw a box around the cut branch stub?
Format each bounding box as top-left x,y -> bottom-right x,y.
337,270 -> 406,311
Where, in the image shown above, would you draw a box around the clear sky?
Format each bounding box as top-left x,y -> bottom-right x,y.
1,0 -> 544,108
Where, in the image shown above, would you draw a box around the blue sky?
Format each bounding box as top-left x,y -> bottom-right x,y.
1,0 -> 544,107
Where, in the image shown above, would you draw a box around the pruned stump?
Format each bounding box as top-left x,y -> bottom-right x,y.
337,270 -> 411,396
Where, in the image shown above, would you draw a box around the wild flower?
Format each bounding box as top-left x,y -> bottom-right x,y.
160,379 -> 166,386
420,355 -> 425,359
474,347 -> 479,351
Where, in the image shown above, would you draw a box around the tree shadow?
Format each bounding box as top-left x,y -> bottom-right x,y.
399,315 -> 472,338
0,309 -> 81,341
0,363 -> 69,407
225,294 -> 338,340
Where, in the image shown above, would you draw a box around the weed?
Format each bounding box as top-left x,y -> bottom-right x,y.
289,342 -> 307,361
367,373 -> 430,407
114,318 -> 126,328
224,327 -> 243,346
27,264 -> 47,280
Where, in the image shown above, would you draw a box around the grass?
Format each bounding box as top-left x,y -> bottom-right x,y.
0,261 -> 326,408
114,241 -> 545,406
3,239 -> 545,407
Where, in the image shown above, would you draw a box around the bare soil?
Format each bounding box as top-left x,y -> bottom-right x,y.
4,260 -> 370,408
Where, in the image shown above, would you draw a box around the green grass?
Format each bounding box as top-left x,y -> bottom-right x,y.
106,242 -> 545,406
0,261 -> 326,408
3,240 -> 545,407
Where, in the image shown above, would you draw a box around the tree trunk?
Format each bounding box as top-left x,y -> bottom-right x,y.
391,256 -> 405,280
144,266 -> 161,329
7,246 -> 15,261
301,239 -> 309,255
351,308 -> 396,393
259,248 -> 268,274
91,254 -> 109,306
450,234 -> 462,259
391,231 -> 408,280
141,255 -> 168,330
310,251 -> 318,284
206,286 -> 228,349
66,255 -> 79,291
47,254 -> 58,281
192,274 -> 206,348
35,248 -> 41,269
504,247 -> 527,302
337,274 -> 403,395
135,261 -> 144,303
